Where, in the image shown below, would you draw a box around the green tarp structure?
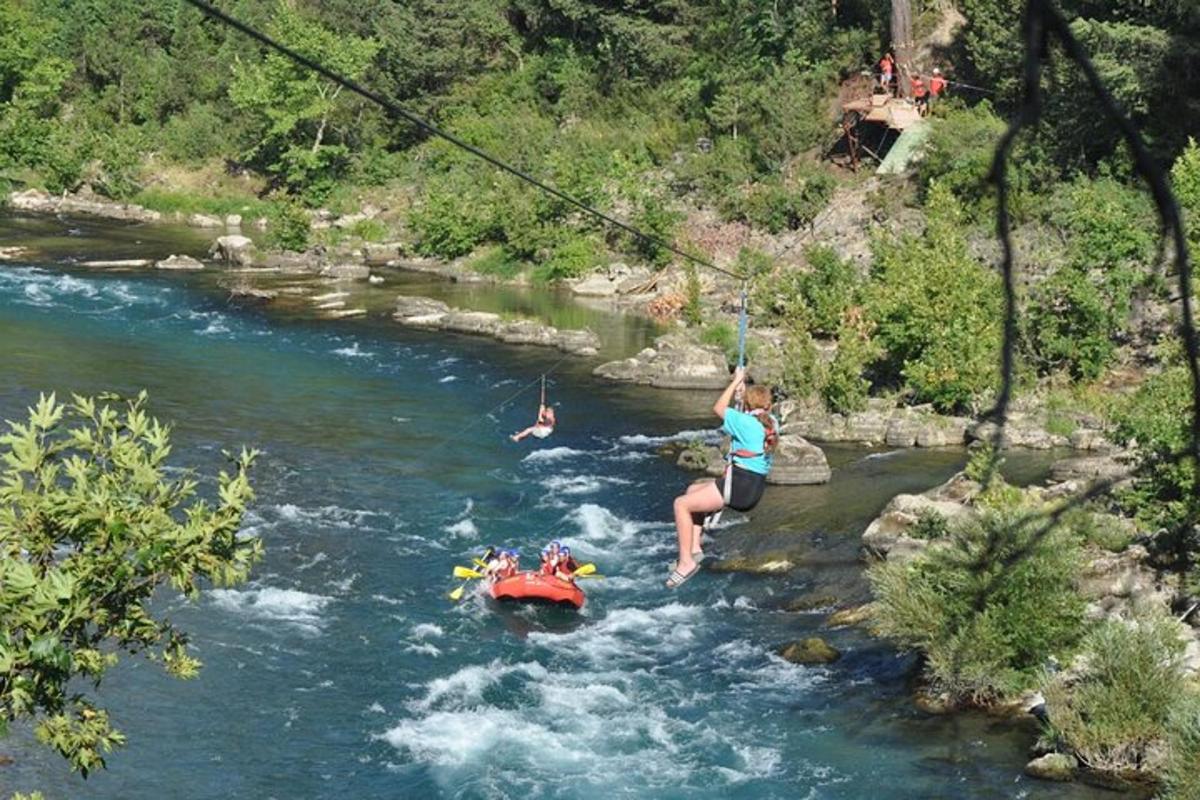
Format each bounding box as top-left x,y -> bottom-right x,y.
876,119 -> 931,175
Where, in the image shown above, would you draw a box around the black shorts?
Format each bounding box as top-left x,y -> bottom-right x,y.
727,466 -> 766,512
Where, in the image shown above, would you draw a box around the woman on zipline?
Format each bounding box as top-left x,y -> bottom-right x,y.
666,367 -> 777,588
511,376 -> 556,442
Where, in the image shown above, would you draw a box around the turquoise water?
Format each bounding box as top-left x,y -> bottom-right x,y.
0,219 -> 1116,799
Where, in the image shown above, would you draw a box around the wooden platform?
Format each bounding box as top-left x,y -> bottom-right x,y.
841,93 -> 923,131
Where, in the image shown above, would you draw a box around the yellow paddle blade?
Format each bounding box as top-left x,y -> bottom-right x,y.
449,583 -> 466,601
453,566 -> 483,580
472,558 -> 489,569
573,563 -> 596,576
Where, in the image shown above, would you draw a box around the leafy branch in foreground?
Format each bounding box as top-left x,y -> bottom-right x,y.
0,392 -> 262,775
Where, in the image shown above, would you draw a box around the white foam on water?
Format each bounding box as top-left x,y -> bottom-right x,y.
208,587 -> 332,634
403,642 -> 442,657
438,375 -> 458,383
412,660 -> 549,711
296,551 -> 328,571
332,342 -> 374,358
412,623 -> 444,639
539,474 -> 632,496
444,518 -> 478,538
617,428 -> 721,447
266,503 -> 384,531
521,446 -> 586,464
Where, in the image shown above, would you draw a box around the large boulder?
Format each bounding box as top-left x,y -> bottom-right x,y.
593,333 -> 728,389
155,254 -> 204,271
768,435 -> 831,485
209,235 -> 256,266
363,242 -> 406,265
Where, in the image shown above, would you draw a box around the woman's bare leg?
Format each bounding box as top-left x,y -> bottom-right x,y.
672,480 -> 723,577
684,481 -> 710,555
510,426 -> 535,441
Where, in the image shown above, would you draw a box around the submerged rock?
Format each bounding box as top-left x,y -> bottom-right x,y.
783,593 -> 840,613
708,555 -> 794,575
825,604 -> 875,628
1024,753 -> 1078,782
777,638 -> 841,664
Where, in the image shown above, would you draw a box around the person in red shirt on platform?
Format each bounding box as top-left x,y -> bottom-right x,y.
928,68 -> 947,111
911,74 -> 929,115
879,52 -> 895,95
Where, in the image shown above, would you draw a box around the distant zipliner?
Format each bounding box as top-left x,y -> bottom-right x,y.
511,375 -> 556,442
666,289 -> 778,589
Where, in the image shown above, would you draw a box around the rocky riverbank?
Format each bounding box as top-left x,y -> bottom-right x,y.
860,463 -> 1200,790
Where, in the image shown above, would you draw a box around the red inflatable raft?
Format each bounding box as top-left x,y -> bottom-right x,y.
489,571 -> 585,609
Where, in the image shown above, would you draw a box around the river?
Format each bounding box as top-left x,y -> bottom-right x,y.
0,214 -> 1115,799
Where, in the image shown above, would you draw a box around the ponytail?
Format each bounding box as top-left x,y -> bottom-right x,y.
743,385 -> 778,455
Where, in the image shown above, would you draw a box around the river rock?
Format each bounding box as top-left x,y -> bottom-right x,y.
968,417 -> 1066,450
210,235 -> 256,266
776,638 -> 841,664
572,273 -> 622,297
188,212 -> 223,228
885,414 -> 922,447
916,417 -> 969,447
825,604 -> 875,628
1049,454 -> 1129,485
363,242 -> 406,265
862,492 -> 976,559
0,246 -> 32,260
1024,753 -> 1077,782
392,295 -> 599,354
784,593 -> 839,613
155,254 -> 204,271
593,333 -> 729,389
708,555 -> 794,575
8,188 -> 162,223
1078,545 -> 1167,619
225,214 -> 243,228
768,435 -> 831,485
321,263 -> 371,281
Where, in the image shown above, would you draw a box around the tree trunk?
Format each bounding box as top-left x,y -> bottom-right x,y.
891,0 -> 914,98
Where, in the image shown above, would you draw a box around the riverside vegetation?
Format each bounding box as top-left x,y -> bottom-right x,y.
4,0 -> 1200,795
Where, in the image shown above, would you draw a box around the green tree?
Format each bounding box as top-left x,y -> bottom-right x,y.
0,393 -> 262,774
229,0 -> 380,203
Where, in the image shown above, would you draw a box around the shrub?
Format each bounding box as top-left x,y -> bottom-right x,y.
910,509 -> 951,541
870,505 -> 1088,703
349,217 -> 388,243
470,246 -> 523,279
1165,693 -> 1200,800
532,234 -> 600,283
265,200 -> 311,251
867,184 -> 1002,412
1025,264 -> 1119,380
409,187 -> 490,259
821,308 -> 879,414
1043,609 -> 1191,777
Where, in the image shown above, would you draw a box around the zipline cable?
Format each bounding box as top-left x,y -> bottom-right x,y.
180,0 -> 743,281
